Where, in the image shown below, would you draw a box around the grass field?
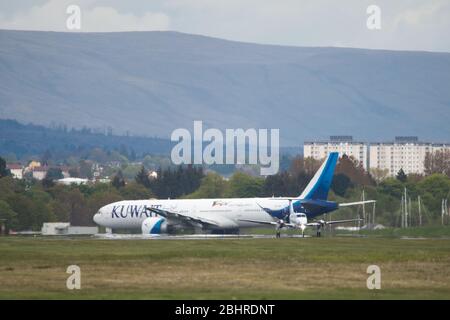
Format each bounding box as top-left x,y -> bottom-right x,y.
0,232 -> 449,299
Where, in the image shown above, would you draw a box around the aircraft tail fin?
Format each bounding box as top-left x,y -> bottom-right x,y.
299,152 -> 339,200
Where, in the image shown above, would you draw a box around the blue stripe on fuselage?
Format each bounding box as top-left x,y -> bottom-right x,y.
261,199 -> 338,220
150,218 -> 164,234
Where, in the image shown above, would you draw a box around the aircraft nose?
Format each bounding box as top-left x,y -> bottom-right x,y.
93,212 -> 100,224
93,209 -> 104,225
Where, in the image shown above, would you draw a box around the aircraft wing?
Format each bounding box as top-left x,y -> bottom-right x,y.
325,218 -> 363,225
238,219 -> 278,226
238,219 -> 296,228
307,218 -> 363,226
146,207 -> 220,228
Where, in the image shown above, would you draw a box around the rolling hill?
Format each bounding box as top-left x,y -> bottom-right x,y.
0,30 -> 449,146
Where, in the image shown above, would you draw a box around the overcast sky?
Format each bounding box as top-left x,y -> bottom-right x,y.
1,0 -> 449,52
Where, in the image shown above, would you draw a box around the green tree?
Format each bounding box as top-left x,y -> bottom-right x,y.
370,167 -> 389,184
65,189 -> 89,225
69,167 -> 80,178
112,170 -> 126,189
335,154 -> 374,186
396,168 -> 407,183
0,157 -> 11,178
8,187 -> 56,230
378,177 -> 404,198
79,160 -> 93,179
262,171 -> 298,197
424,150 -> 450,177
225,172 -> 264,198
122,164 -> 141,181
417,174 -> 450,215
49,199 -> 70,222
331,173 -> 353,197
7,194 -> 34,230
42,167 -> 63,189
262,172 -> 287,197
0,176 -> 18,200
148,165 -> 204,199
47,185 -> 90,225
135,166 -> 150,188
46,167 -> 64,180
0,200 -> 18,232
87,190 -> 123,224
120,182 -> 153,200
185,173 -> 228,199
28,187 -> 56,228
42,176 -> 55,189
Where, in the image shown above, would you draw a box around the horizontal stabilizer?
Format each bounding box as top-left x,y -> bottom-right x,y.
339,200 -> 376,207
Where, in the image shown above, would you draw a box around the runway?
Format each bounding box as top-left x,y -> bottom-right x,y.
93,233 -> 312,240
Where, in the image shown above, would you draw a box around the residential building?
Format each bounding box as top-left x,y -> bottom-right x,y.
369,136 -> 450,176
27,161 -> 41,170
304,136 -> 450,178
32,166 -> 48,180
6,164 -> 23,179
304,136 -> 368,169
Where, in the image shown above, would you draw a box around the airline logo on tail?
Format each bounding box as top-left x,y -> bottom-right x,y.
299,152 -> 338,200
261,152 -> 339,219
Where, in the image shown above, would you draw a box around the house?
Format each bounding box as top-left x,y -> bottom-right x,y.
59,166 -> 70,178
26,160 -> 41,170
32,166 -> 48,180
6,164 -> 23,179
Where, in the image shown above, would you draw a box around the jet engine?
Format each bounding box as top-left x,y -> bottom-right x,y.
141,217 -> 167,234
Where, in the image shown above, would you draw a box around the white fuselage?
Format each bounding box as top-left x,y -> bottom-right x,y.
93,198 -> 292,231
91,153 -> 359,235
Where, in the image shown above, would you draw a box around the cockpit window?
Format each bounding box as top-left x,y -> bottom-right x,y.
297,213 -> 306,218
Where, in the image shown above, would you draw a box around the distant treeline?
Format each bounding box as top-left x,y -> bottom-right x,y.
0,119 -> 173,161
0,119 -> 298,168
1,154 -> 450,232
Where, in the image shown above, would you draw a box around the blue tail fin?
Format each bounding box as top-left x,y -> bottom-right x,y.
299,152 -> 338,200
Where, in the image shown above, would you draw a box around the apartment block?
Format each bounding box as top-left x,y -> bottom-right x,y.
304,136 -> 450,177
304,136 -> 368,169
369,137 -> 450,176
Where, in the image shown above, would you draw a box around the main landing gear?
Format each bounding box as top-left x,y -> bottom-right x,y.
316,225 -> 322,237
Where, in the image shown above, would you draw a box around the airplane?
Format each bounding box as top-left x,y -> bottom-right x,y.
93,152 -> 375,237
